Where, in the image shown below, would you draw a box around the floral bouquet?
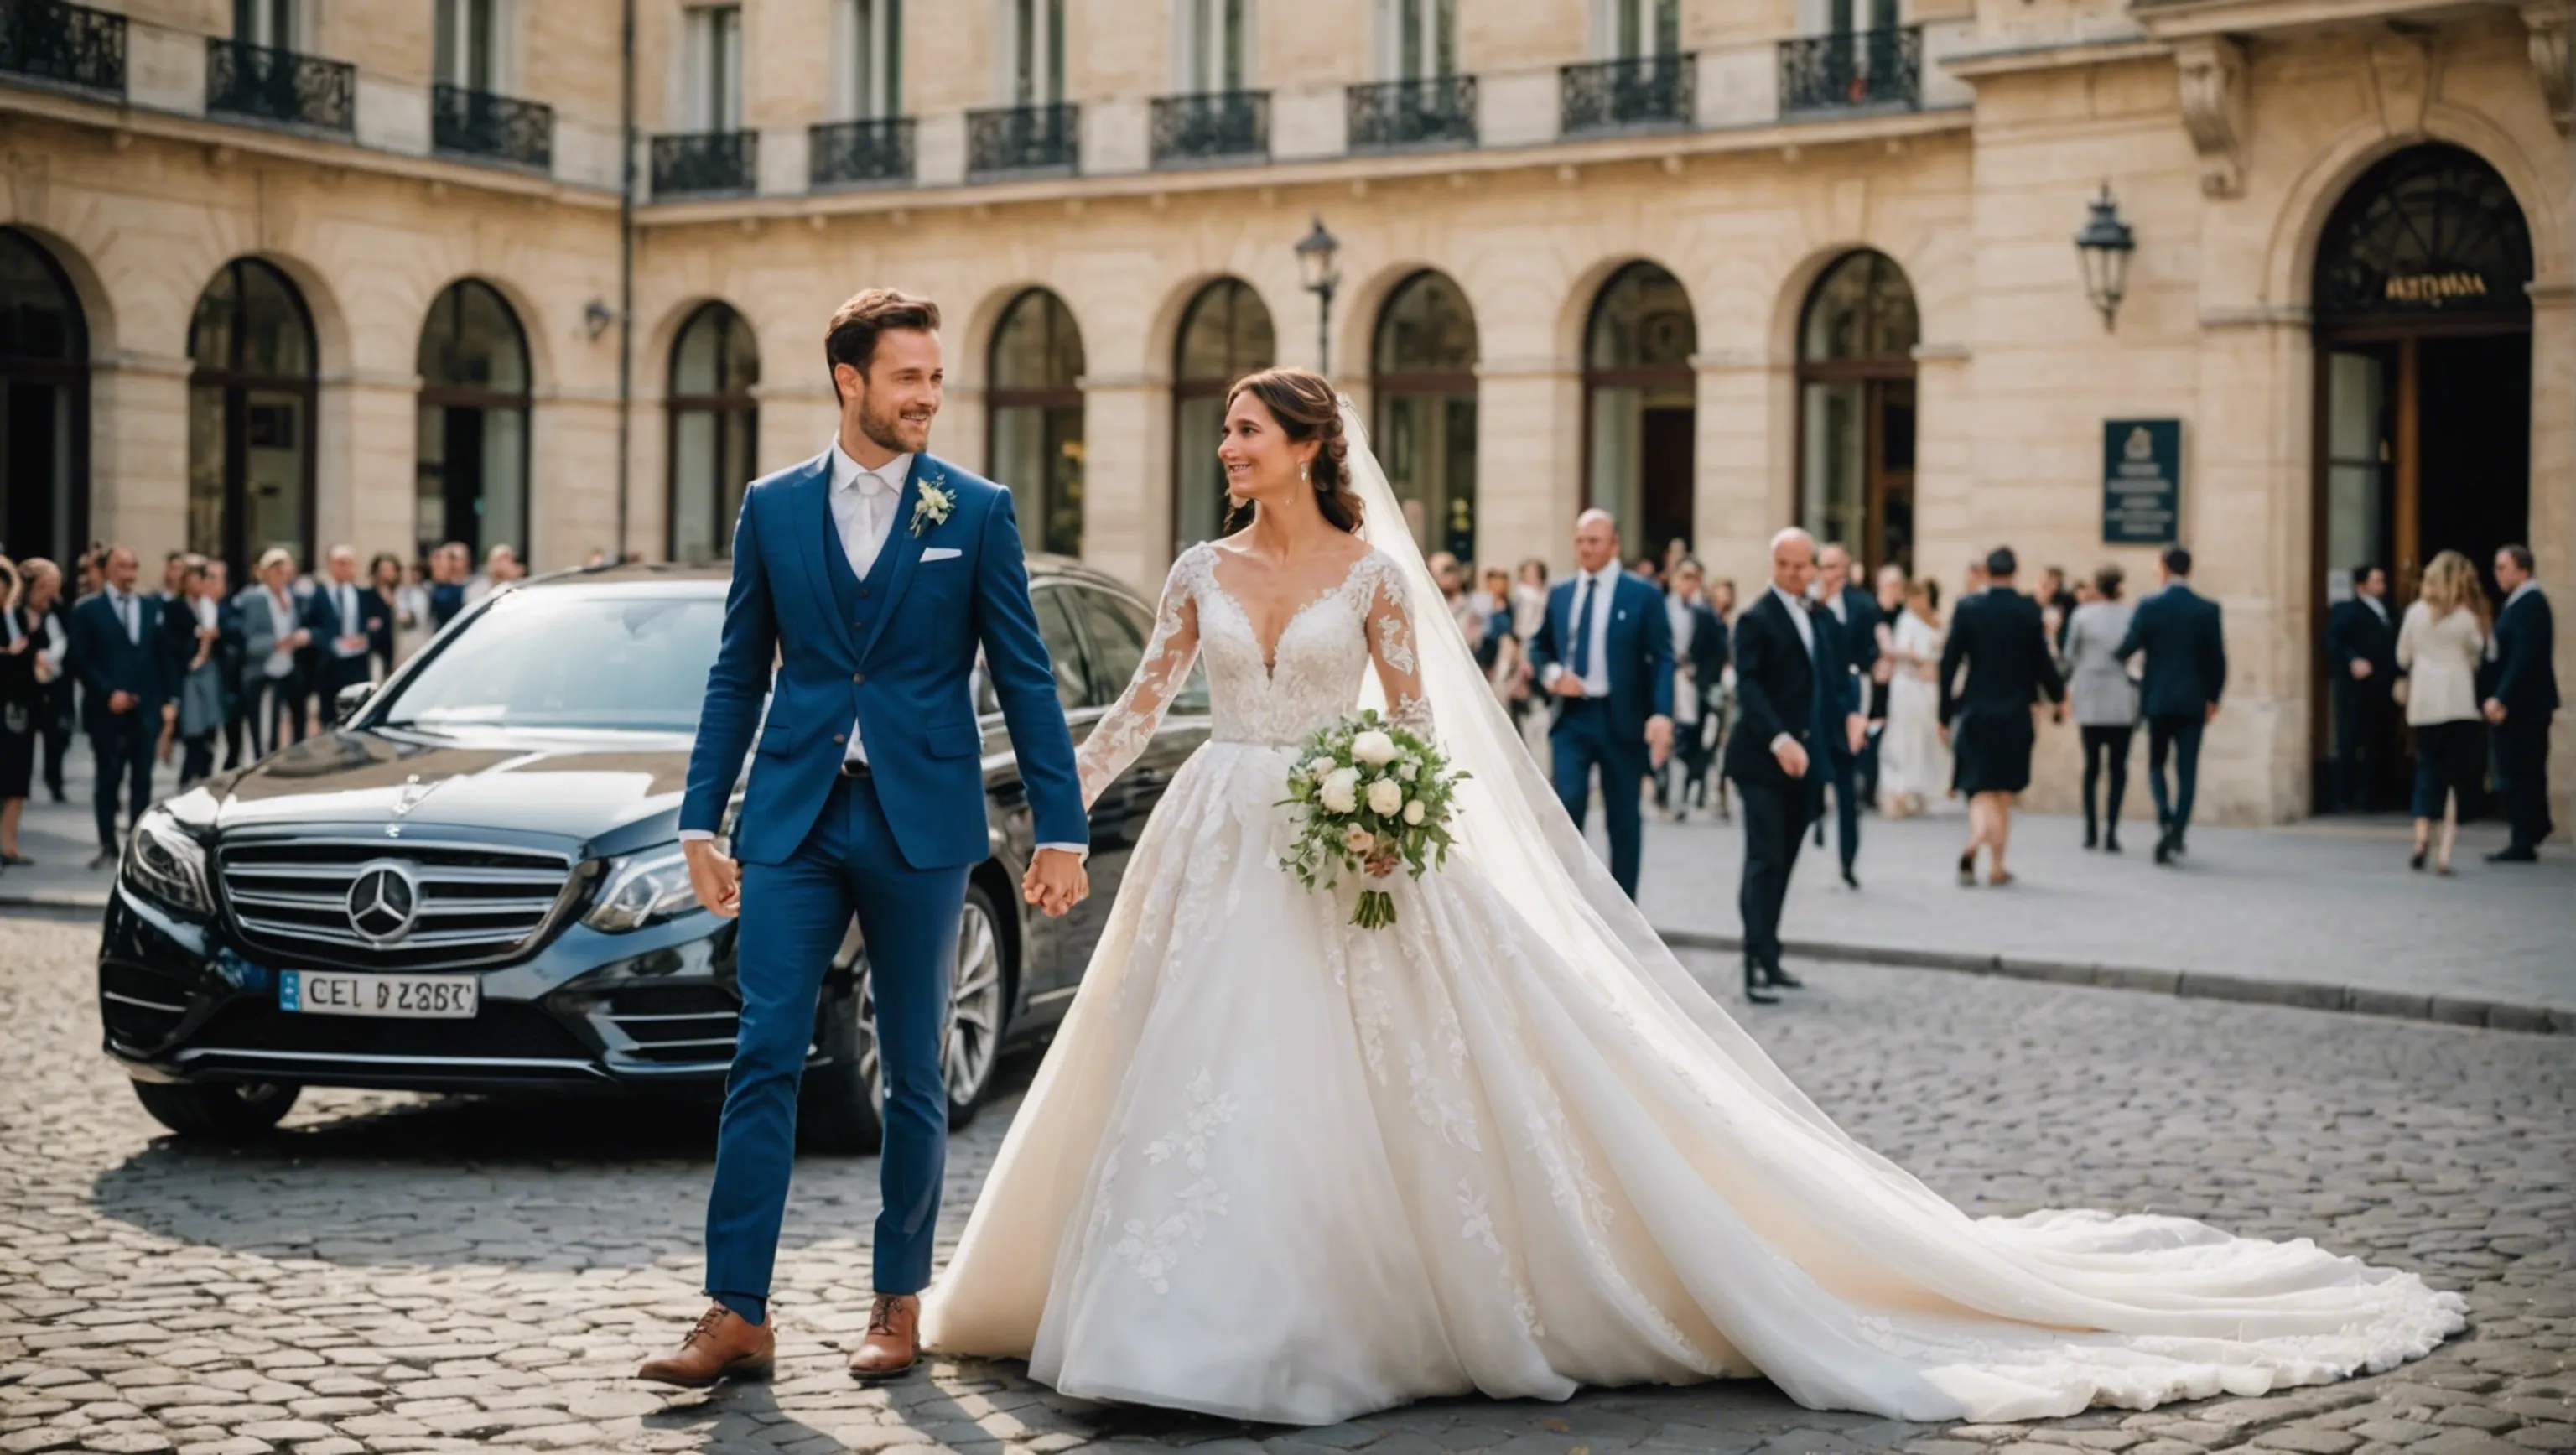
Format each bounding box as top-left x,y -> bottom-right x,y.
1278,709 -> 1467,931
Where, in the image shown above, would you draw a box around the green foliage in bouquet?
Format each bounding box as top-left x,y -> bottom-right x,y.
1277,709 -> 1467,930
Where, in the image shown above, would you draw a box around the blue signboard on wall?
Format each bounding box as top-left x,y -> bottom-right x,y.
2102,418 -> 2182,545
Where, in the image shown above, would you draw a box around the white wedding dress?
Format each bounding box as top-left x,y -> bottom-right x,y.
919,413 -> 2463,1428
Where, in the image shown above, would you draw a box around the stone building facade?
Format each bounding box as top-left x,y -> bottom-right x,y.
2,0 -> 2568,829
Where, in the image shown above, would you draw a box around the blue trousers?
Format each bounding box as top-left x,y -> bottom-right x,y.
89,716 -> 154,852
1813,750 -> 1861,873
1552,699 -> 1648,899
2146,715 -> 2204,839
704,772 -> 969,1302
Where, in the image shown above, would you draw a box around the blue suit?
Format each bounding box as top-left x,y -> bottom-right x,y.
69,589 -> 170,853
1527,569 -> 1673,898
680,449 -> 1084,1303
2116,582 -> 2226,846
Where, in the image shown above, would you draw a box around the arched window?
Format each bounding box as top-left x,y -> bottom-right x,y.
1796,249 -> 1918,572
417,279 -> 532,562
667,302 -> 759,562
987,288 -> 1085,557
189,258 -> 317,574
1170,278 -> 1274,551
0,228 -> 90,568
1372,269 -> 1478,559
1584,261 -> 1695,559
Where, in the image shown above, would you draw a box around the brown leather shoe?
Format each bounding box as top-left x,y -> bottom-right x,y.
637,1304 -> 776,1387
847,1293 -> 919,1381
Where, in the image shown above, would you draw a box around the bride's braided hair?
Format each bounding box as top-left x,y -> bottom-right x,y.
1225,366 -> 1365,536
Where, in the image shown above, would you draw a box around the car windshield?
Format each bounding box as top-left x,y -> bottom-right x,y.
373,590 -> 724,734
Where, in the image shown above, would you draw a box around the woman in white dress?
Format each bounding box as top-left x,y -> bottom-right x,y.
1875,579 -> 1949,817
921,367 -> 2460,1426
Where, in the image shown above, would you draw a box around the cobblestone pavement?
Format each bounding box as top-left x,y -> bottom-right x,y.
3,913 -> 2570,1455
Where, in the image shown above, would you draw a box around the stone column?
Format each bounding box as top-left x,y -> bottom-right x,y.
86,351 -> 192,559
1692,347 -> 1782,589
1080,377 -> 1161,595
1473,359 -> 1582,574
319,371 -> 418,562
528,386 -> 623,569
2527,280 -> 2574,840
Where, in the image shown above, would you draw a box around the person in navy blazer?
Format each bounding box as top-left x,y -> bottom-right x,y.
1526,509 -> 1674,900
2116,544 -> 2227,865
640,290 -> 1088,1389
2481,544 -> 2557,860
1810,542 -> 1880,887
299,545 -> 383,712
65,545 -> 171,867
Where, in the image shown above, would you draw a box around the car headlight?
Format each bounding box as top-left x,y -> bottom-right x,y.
583,843 -> 699,933
125,808 -> 214,918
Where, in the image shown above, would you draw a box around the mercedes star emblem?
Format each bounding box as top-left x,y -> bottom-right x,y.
345,860 -> 423,945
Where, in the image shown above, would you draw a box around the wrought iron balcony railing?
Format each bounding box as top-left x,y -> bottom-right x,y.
431,82 -> 553,170
1150,90 -> 1269,167
650,130 -> 758,198
0,0 -> 126,96
1560,54 -> 1695,136
810,117 -> 915,188
206,37 -> 354,133
967,101 -> 1078,177
1347,75 -> 1477,152
1779,27 -> 1922,115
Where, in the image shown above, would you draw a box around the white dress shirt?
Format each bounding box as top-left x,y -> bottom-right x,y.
2359,592 -> 2389,626
1767,585 -> 1816,754
262,589 -> 299,678
682,442 -> 1087,859
1542,564 -> 1623,697
106,587 -> 143,645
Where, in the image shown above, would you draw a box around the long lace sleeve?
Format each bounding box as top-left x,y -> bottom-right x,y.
1076,552 -> 1202,808
1361,556 -> 1435,735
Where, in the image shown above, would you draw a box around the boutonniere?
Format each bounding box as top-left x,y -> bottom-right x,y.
910,474 -> 955,538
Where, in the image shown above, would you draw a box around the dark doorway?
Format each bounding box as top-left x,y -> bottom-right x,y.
1639,406 -> 1695,564
0,228 -> 89,566
2417,333 -> 2531,587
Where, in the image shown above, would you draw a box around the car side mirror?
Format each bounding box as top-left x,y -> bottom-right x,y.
332,680 -> 375,724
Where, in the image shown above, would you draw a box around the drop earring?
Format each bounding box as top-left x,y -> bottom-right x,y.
1299,462 -> 1311,487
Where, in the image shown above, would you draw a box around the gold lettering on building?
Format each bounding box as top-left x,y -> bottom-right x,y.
2382,272 -> 2490,304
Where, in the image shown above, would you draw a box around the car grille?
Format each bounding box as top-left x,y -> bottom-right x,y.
182,996 -> 599,1074
595,981 -> 743,1065
218,837 -> 581,970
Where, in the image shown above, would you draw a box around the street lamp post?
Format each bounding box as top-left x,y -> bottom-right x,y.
1295,213 -> 1342,375
2074,183 -> 2137,333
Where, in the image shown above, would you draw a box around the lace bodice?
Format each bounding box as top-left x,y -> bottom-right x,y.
1076,543 -> 1431,805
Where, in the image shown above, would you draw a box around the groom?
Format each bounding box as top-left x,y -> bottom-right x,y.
641,288 -> 1092,1387
1529,508 -> 1675,899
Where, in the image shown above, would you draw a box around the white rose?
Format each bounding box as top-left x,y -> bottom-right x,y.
1342,824 -> 1376,856
1306,756 -> 1337,782
1367,778 -> 1404,816
1397,761 -> 1419,782
1319,767 -> 1361,814
1350,730 -> 1400,766
1403,799 -> 1426,826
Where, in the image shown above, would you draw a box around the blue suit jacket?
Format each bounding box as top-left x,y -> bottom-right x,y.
1526,571 -> 1675,746
2485,587 -> 2559,718
680,450 -> 1087,870
2116,583 -> 2226,720
68,590 -> 171,735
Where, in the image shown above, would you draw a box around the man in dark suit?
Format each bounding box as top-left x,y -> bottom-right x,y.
1725,527 -> 1864,1004
2116,544 -> 2227,865
1937,548 -> 2064,886
67,545 -> 170,869
2482,543 -> 2557,861
428,541 -> 470,630
1810,541 -> 1879,888
1528,508 -> 1675,901
299,544 -> 382,716
1658,557 -> 1728,820
2326,563 -> 2399,813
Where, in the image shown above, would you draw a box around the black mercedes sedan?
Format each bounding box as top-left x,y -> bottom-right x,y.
96,558 -> 1203,1145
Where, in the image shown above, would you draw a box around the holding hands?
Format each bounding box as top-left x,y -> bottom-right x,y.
1021,846 -> 1089,919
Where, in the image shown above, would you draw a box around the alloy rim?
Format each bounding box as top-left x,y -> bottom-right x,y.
854,895 -> 1007,1116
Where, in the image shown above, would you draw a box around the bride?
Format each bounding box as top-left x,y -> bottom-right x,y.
919,367 -> 2461,1426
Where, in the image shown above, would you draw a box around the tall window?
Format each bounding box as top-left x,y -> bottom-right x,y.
1176,0 -> 1249,91
1376,0 -> 1455,79
1597,0 -> 1678,58
434,0 -> 501,90
1373,271 -> 1478,561
1826,0 -> 1900,33
1796,250 -> 1918,571
987,289 -> 1084,558
1171,279 -> 1275,552
684,3 -> 745,130
0,228 -> 89,569
1006,0 -> 1065,104
417,280 -> 532,562
667,303 -> 758,562
232,0 -> 301,48
189,258 -> 317,576
1584,262 -> 1696,559
837,0 -> 902,118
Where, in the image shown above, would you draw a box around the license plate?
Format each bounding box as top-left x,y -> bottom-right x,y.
279,969 -> 480,1019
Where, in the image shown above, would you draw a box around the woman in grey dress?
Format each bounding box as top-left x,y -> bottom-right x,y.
2059,564 -> 2139,851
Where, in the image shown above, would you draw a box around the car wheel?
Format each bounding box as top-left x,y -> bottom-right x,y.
800,881 -> 1015,1155
130,1079 -> 299,1140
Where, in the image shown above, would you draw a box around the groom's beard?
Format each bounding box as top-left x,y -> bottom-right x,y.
858,393 -> 931,455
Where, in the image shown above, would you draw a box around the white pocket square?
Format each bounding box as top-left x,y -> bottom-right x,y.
921,547 -> 963,563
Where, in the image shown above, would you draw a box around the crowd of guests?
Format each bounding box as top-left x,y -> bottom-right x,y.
0,538 -> 530,876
